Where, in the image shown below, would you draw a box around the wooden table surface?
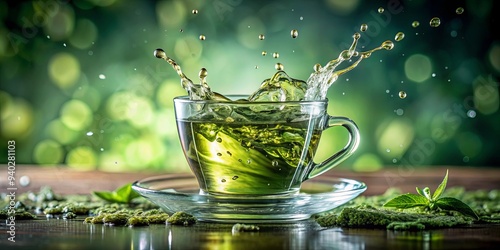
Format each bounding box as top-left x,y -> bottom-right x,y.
1,165 -> 499,249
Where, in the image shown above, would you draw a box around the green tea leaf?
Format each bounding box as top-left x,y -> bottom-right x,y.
93,191 -> 121,203
435,197 -> 479,220
384,194 -> 429,209
416,187 -> 426,197
116,183 -> 141,201
93,183 -> 140,203
422,187 -> 432,200
433,169 -> 448,200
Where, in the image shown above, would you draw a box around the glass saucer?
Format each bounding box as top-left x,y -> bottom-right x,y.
132,173 -> 366,223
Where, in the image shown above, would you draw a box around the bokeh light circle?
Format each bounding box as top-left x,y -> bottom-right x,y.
49,52 -> 81,89
405,54 -> 432,83
60,99 -> 93,131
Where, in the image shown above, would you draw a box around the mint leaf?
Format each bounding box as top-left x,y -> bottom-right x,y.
384,194 -> 429,209
435,197 -> 479,220
432,169 -> 448,200
93,183 -> 140,203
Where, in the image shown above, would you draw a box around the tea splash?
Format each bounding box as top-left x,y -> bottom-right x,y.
154,32 -> 393,101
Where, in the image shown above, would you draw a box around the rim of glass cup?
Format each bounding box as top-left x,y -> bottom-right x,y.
173,95 -> 329,105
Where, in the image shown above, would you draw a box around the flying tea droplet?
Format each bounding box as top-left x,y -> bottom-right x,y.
395,32 -> 405,41
456,7 -> 464,15
378,7 -> 384,13
259,34 -> 265,40
399,91 -> 407,99
273,52 -> 279,58
381,40 -> 394,50
232,176 -> 239,180
262,51 -> 267,56
199,68 -> 208,78
275,63 -> 284,70
291,29 -> 299,38
412,21 -> 420,28
154,48 -> 166,59
429,17 -> 441,27
192,9 -> 198,14
360,24 -> 368,32
313,63 -> 321,72
199,35 -> 206,40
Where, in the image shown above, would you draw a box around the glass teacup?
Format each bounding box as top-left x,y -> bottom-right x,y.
174,95 -> 360,196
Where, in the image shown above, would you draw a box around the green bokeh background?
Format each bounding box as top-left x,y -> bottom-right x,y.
1,0 -> 499,172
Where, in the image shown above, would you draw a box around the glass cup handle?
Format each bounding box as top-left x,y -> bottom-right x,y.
306,116 -> 360,180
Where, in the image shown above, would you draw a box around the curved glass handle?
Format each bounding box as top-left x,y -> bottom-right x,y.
306,116 -> 360,180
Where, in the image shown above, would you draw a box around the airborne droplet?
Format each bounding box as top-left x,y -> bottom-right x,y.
273,52 -> 279,58
291,29 -> 299,38
381,40 -> 394,50
360,24 -> 368,32
259,34 -> 265,40
232,176 -> 239,180
192,9 -> 198,14
378,7 -> 384,13
154,48 -> 166,59
199,68 -> 208,78
221,179 -> 226,183
429,17 -> 441,27
456,7 -> 464,15
395,32 -> 405,42
412,21 -> 420,28
313,63 -> 321,72
399,91 -> 407,99
262,51 -> 267,56
275,63 -> 284,70
199,35 -> 206,40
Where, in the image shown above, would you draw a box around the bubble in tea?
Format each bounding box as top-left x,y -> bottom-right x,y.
259,34 -> 265,40
412,21 -> 420,28
199,35 -> 206,40
378,7 -> 384,13
291,29 -> 299,38
262,51 -> 267,56
456,7 -> 464,15
192,9 -> 198,14
399,91 -> 407,99
395,32 -> 405,42
273,52 -> 279,58
429,17 -> 441,27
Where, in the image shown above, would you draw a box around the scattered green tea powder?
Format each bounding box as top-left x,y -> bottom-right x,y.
0,209 -> 37,220
167,211 -> 196,226
127,216 -> 150,227
103,212 -> 130,226
146,214 -> 170,224
231,223 -> 260,233
63,212 -> 77,220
